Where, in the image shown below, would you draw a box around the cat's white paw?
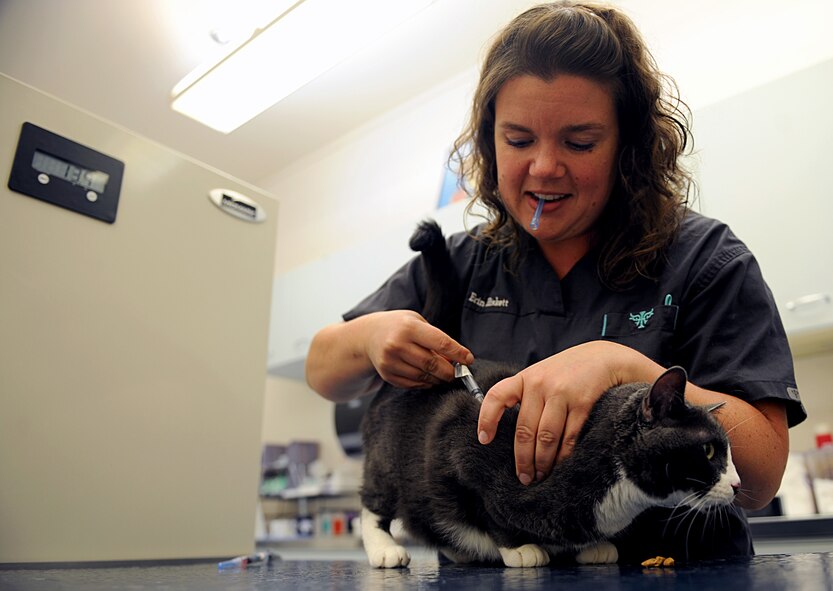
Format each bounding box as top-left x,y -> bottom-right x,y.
361,508 -> 411,568
499,544 -> 550,567
367,545 -> 411,568
575,541 -> 618,564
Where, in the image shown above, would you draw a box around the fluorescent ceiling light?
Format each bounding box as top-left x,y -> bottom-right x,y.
172,0 -> 434,133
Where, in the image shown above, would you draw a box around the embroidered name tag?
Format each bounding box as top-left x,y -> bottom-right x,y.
468,291 -> 510,309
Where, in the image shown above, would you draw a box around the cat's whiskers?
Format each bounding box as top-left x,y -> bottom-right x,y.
717,503 -> 731,530
710,506 -> 724,532
684,513 -> 696,558
687,503 -> 716,554
678,490 -> 705,508
669,499 -> 733,560
710,505 -> 731,539
665,501 -> 703,552
724,415 -> 755,436
726,505 -> 737,528
652,468 -> 743,562
670,488 -> 725,522
663,493 -> 705,536
735,486 -> 761,506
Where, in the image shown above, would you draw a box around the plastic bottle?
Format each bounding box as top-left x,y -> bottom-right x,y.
815,423 -> 832,448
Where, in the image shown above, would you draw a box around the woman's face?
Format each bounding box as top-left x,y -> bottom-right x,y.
494,74 -> 619,259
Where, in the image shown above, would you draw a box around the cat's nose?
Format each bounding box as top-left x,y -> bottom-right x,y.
731,481 -> 741,496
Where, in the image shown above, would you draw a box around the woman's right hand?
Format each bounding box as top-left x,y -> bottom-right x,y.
362,310 -> 474,389
306,310 -> 474,401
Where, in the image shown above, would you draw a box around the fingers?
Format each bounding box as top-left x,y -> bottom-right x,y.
430,329 -> 475,367
513,392 -> 543,486
513,387 -> 567,485
556,411 -> 588,465
477,369 -> 582,486
474,343 -> 634,486
382,347 -> 448,389
533,401 -> 567,481
478,374 -> 523,445
368,311 -> 473,389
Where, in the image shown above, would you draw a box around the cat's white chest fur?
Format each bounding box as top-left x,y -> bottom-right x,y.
594,474 -> 657,537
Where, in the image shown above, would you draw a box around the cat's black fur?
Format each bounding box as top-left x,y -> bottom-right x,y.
359,220 -> 739,568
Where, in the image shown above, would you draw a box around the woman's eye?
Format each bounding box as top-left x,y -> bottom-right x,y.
703,443 -> 716,461
506,137 -> 532,148
567,141 -> 594,152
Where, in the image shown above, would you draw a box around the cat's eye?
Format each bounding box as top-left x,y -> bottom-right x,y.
703,443 -> 716,460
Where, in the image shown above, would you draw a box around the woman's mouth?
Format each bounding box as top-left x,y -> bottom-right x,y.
528,193 -> 571,231
530,192 -> 571,203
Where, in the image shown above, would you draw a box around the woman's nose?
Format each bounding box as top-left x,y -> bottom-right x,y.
529,146 -> 566,178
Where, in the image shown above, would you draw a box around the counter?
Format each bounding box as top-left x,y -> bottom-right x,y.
749,515 -> 833,555
2,553 -> 832,590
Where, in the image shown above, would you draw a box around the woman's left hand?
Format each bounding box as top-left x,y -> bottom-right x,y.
477,341 -> 660,486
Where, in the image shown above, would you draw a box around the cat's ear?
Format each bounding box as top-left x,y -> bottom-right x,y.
641,366 -> 688,423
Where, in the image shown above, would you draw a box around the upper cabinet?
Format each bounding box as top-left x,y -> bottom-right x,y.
692,58 -> 833,354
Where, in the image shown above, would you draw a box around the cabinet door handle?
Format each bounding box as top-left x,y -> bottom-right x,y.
786,293 -> 832,311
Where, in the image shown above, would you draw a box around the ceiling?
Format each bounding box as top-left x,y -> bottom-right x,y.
1,0 -> 832,189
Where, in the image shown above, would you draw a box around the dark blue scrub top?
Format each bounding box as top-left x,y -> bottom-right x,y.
346,210 -> 805,427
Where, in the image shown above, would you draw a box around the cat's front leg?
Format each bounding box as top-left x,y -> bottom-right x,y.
498,544 -> 550,567
575,541 -> 618,564
361,508 -> 411,568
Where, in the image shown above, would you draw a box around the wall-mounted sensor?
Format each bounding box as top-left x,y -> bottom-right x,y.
8,122 -> 124,223
208,188 -> 266,223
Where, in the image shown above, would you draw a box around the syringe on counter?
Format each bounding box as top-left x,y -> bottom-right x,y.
218,550 -> 278,570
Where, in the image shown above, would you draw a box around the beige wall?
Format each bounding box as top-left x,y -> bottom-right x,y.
263,68 -> 478,277
789,350 -> 833,452
261,375 -> 349,470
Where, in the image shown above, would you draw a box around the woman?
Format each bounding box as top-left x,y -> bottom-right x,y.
306,1 -> 805,560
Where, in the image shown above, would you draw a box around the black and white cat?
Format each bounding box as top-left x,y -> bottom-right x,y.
359,221 -> 740,568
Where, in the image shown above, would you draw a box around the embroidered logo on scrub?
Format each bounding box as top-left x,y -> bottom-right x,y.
629,308 -> 654,329
600,295 -> 677,337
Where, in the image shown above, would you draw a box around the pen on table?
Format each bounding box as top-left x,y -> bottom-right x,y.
217,550 -> 276,570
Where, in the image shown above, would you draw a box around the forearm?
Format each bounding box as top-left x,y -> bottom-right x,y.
305,318 -> 380,403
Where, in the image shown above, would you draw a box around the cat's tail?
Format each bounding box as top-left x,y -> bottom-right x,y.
409,220 -> 462,340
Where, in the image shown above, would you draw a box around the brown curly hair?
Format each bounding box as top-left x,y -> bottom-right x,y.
452,1 -> 693,290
